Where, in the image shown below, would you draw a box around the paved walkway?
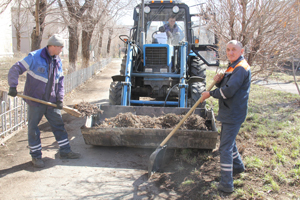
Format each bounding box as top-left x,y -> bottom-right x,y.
207,66 -> 299,95
252,80 -> 299,95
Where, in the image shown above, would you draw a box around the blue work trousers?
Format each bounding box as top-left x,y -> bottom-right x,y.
219,123 -> 245,189
27,104 -> 71,158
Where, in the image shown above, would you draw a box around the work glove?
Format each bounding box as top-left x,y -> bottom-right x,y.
56,101 -> 63,109
8,87 -> 17,97
166,31 -> 173,38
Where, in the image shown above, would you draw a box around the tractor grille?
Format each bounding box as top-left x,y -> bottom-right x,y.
145,47 -> 168,66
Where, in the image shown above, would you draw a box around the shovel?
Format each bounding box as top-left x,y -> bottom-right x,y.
17,94 -> 82,118
148,78 -> 218,178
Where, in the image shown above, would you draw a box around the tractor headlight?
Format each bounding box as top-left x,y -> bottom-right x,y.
144,6 -> 151,14
172,6 -> 179,13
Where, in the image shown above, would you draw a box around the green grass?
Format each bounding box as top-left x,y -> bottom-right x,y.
244,156 -> 265,169
181,179 -> 195,186
263,174 -> 280,192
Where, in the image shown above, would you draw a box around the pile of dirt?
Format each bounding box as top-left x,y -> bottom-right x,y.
97,112 -> 209,130
73,102 -> 103,117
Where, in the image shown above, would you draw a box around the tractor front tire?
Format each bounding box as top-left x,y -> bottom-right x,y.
109,81 -> 122,105
189,82 -> 206,108
190,56 -> 206,81
189,57 -> 207,108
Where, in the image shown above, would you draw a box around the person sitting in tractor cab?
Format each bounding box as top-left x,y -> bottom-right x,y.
164,17 -> 179,37
161,16 -> 184,45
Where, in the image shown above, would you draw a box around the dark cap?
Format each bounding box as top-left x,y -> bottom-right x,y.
47,34 -> 64,46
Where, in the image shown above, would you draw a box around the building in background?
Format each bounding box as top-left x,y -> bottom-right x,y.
0,3 -> 13,57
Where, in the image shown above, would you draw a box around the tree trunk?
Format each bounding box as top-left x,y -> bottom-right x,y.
31,28 -> 43,51
31,0 -> 47,51
97,27 -> 104,60
107,28 -> 113,55
16,28 -> 21,52
81,30 -> 93,68
68,24 -> 79,72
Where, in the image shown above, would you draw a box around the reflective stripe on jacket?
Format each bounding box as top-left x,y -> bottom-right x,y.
8,47 -> 64,106
210,56 -> 251,124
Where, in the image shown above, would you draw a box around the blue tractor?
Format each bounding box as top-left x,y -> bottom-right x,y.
82,0 -> 219,150
110,0 -> 218,108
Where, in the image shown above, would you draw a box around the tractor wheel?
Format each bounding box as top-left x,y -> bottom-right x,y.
190,56 -> 206,81
109,81 -> 122,105
189,82 -> 206,108
188,57 -> 207,108
120,55 -> 127,75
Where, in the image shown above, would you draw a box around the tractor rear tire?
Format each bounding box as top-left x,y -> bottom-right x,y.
189,57 -> 207,108
109,81 -> 122,105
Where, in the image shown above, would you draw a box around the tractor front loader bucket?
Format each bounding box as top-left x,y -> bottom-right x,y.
81,105 -> 218,149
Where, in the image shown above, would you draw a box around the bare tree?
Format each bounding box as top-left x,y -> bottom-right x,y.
2,0 -> 61,52
204,0 -> 300,81
80,0 -> 132,68
0,0 -> 13,14
58,0 -> 91,72
96,21 -> 105,59
27,0 -> 57,51
106,26 -> 114,55
11,0 -> 30,53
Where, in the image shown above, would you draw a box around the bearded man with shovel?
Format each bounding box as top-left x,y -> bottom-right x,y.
201,40 -> 251,193
8,34 -> 81,168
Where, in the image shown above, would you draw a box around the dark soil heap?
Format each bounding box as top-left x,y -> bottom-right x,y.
98,112 -> 209,130
73,102 -> 102,117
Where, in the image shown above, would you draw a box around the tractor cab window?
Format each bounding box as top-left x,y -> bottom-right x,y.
191,15 -> 217,65
143,7 -> 186,46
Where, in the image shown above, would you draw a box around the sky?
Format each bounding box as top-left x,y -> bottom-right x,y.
119,0 -> 205,26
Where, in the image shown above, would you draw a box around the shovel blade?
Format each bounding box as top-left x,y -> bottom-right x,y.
148,145 -> 167,178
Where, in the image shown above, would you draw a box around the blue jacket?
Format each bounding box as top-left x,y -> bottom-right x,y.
164,23 -> 180,35
210,56 -> 251,124
8,47 -> 64,106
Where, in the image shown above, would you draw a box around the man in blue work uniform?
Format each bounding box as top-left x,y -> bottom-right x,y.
201,40 -> 251,193
163,16 -> 184,45
8,34 -> 81,168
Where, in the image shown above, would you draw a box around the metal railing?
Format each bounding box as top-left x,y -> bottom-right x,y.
0,58 -> 112,140
1,97 -> 27,138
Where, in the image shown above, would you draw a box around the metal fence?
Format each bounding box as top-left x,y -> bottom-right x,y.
0,58 -> 112,140
1,97 -> 27,139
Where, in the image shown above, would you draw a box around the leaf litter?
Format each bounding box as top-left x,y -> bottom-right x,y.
73,101 -> 103,117
97,112 -> 209,130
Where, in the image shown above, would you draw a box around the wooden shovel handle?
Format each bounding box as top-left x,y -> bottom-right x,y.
16,93 -> 82,118
17,94 -> 58,108
159,79 -> 218,147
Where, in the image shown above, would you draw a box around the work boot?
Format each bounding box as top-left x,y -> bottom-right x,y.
217,183 -> 234,193
60,151 -> 81,159
233,167 -> 245,175
32,157 -> 45,168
